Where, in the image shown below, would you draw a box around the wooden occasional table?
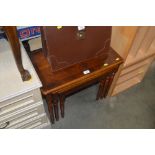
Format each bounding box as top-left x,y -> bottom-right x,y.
30,47 -> 123,124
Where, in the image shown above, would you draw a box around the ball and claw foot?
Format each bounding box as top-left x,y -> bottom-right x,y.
20,69 -> 31,81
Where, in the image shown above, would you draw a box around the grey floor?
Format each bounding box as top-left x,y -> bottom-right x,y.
44,61 -> 155,129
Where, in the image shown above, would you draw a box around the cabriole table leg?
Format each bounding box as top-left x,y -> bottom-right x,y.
4,26 -> 31,81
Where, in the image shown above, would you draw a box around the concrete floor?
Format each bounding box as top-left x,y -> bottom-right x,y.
45,61 -> 155,129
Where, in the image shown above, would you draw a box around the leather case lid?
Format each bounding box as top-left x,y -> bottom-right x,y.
41,26 -> 112,72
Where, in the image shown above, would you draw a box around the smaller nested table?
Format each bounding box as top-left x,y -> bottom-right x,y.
30,47 -> 123,124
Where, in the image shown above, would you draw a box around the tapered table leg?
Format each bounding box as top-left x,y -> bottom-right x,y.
46,95 -> 55,124
100,76 -> 110,99
100,72 -> 115,98
52,95 -> 59,121
4,26 -> 31,81
96,80 -> 105,100
103,72 -> 115,97
59,95 -> 65,118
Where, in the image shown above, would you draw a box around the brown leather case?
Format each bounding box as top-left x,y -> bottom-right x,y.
41,26 -> 112,72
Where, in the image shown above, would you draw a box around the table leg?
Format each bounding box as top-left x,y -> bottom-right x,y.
59,95 -> 65,118
101,72 -> 115,98
100,76 -> 110,99
96,80 -> 105,100
46,95 -> 55,124
97,79 -> 106,99
22,40 -> 31,53
4,26 -> 31,81
104,72 -> 115,97
52,95 -> 59,121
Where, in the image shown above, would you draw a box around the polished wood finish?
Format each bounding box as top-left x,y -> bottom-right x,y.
29,47 -> 123,122
30,48 -> 122,94
3,26 -> 31,81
